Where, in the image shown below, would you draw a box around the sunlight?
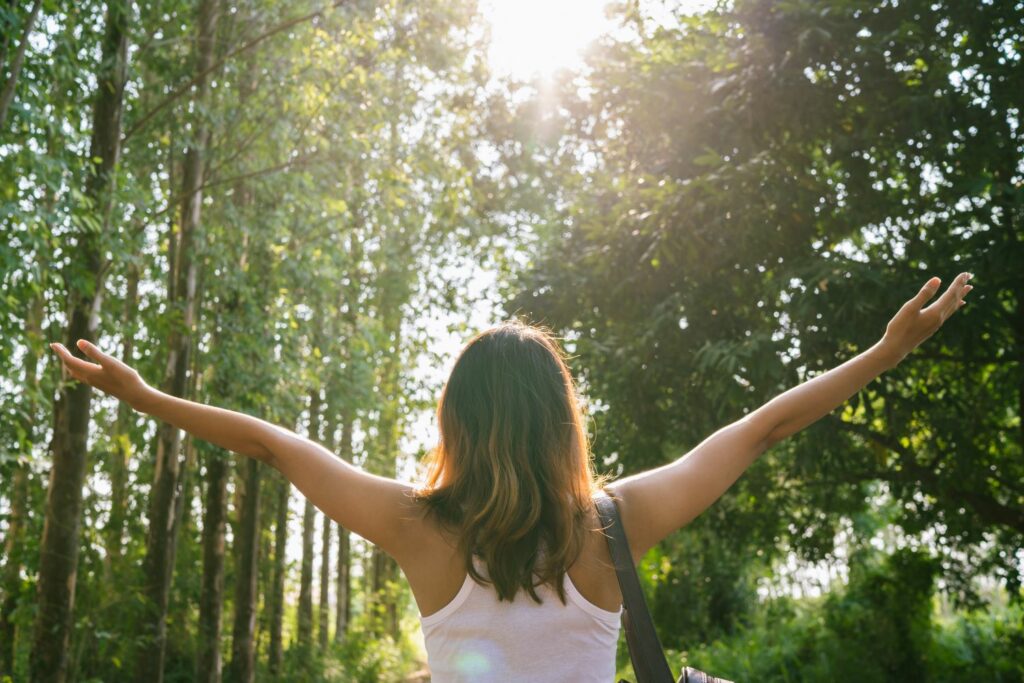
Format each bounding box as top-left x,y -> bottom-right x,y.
481,0 -> 614,78
481,0 -> 720,79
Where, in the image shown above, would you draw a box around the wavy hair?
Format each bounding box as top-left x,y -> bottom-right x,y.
413,319 -> 610,605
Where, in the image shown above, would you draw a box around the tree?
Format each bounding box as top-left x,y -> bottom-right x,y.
503,0 -> 1023,645
295,389 -> 320,655
30,2 -> 130,679
134,0 -> 221,674
268,474 -> 289,675
227,457 -> 261,683
335,408 -> 355,642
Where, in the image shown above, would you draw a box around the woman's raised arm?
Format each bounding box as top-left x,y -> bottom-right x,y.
50,339 -> 423,562
605,273 -> 974,563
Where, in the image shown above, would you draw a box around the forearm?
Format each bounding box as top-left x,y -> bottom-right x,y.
753,340 -> 897,447
133,386 -> 276,462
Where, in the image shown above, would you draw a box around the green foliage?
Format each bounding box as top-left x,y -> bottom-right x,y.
503,0 -> 1023,624
328,621 -> 422,683
1,0 -> 1020,679
617,549 -> 1024,682
2,0 -> 493,679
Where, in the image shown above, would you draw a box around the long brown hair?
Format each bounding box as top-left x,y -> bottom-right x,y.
413,319 -> 610,605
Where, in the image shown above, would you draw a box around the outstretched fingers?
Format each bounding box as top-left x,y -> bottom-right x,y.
958,284 -> 973,307
50,342 -> 102,380
76,338 -> 111,366
924,272 -> 972,320
908,276 -> 942,310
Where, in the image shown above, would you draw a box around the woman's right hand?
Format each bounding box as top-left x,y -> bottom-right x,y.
51,339 -> 152,409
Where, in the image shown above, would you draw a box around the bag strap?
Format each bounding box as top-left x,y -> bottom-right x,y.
595,494 -> 676,683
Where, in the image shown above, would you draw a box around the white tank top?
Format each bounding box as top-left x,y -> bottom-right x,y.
420,553 -> 623,682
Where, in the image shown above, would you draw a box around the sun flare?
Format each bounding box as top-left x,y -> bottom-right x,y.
482,0 -> 717,79
482,0 -> 614,79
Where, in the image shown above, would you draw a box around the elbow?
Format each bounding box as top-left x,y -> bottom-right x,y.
254,444 -> 277,468
762,419 -> 797,450
252,427 -> 284,468
760,432 -> 782,452
742,411 -> 784,452
761,420 -> 789,450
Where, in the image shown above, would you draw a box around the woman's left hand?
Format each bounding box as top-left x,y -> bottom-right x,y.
878,272 -> 974,367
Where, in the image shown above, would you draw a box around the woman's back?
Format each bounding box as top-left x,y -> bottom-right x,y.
420,552 -> 621,682
405,498 -> 626,682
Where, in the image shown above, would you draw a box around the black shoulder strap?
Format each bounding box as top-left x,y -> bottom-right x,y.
595,494 -> 676,683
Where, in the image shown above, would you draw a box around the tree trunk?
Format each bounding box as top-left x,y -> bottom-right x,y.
317,405 -> 338,650
30,2 -> 128,679
370,283 -> 405,639
227,457 -> 261,683
297,500 -> 316,651
105,261 -> 139,570
268,474 -> 289,676
0,466 -> 28,676
168,430 -> 200,654
196,453 -> 229,683
296,389 -> 321,653
318,514 -> 332,649
134,1 -> 219,680
257,494 -> 274,663
0,272 -> 45,676
335,524 -> 350,641
334,409 -> 354,642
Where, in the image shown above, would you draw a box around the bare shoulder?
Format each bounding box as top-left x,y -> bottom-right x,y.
565,492 -> 624,611
600,481 -> 651,566
393,495 -> 467,618
390,489 -> 455,564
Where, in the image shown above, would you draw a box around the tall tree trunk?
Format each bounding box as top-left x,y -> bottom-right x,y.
297,501 -> 316,651
196,98 -> 256,678
334,408 -> 354,643
0,466 -> 28,676
296,389 -> 321,653
225,68 -> 263,680
30,2 -> 128,679
317,406 -> 337,650
227,457 -> 261,683
105,261 -> 139,570
168,428 -> 200,651
335,523 -> 350,641
134,1 -> 219,680
0,274 -> 45,676
257,494 -> 274,662
268,474 -> 289,676
197,452 -> 229,683
318,512 -> 331,649
370,282 -> 405,639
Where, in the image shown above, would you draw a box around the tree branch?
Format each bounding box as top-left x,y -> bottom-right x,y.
0,0 -> 43,130
123,0 -> 352,141
147,151 -> 327,222
828,417 -> 1024,534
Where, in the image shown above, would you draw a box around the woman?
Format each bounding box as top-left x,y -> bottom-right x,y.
51,272 -> 973,682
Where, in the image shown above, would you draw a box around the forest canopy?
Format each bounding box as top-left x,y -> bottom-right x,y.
1,0 -> 1021,681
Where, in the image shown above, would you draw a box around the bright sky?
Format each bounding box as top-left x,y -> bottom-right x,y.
398,0 -> 726,466
481,0 -> 717,79
481,0 -> 615,79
